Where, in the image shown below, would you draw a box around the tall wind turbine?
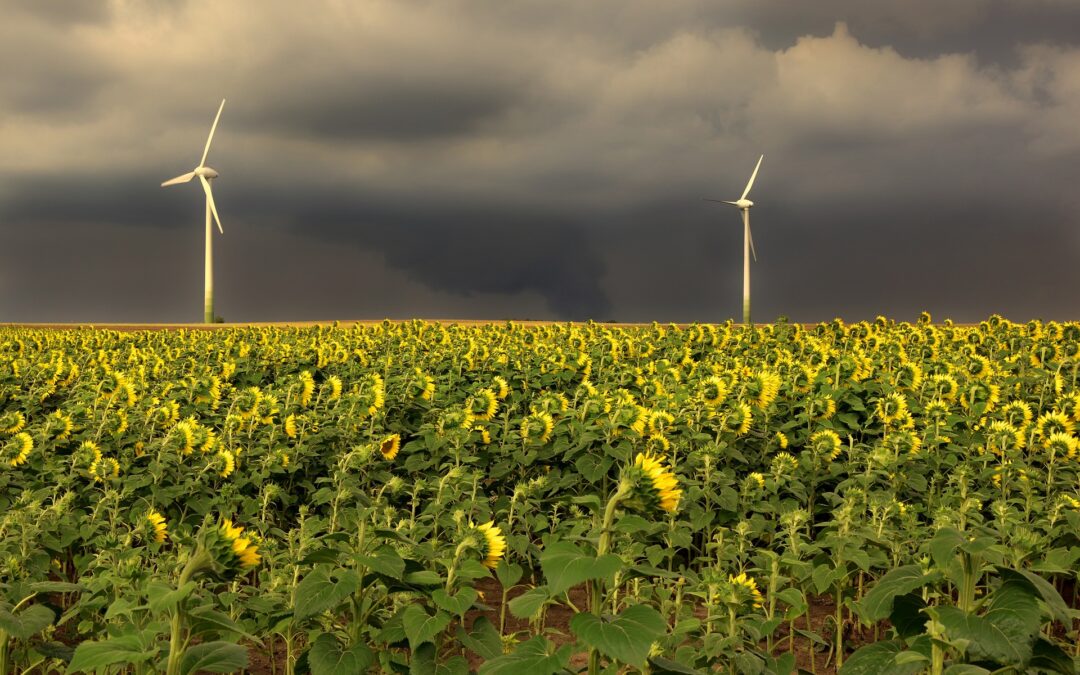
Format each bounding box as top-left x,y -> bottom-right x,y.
705,154 -> 763,325
161,99 -> 226,324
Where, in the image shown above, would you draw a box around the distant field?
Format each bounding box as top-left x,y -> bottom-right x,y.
0,318 -> 1077,674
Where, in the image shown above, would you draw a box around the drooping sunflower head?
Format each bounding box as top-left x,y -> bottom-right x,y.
216,449 -> 235,478
1000,400 -> 1034,431
627,452 -> 682,514
726,572 -> 765,609
1043,432 -> 1078,460
472,521 -> 506,569
380,433 -> 401,460
4,432 -> 33,467
809,429 -> 843,461
0,411 -> 26,435
770,452 -> 799,479
284,413 -> 298,439
217,518 -> 261,570
701,376 -> 729,407
775,431 -> 789,449
928,373 -> 959,402
875,393 -> 909,425
747,371 -> 781,410
492,376 -> 510,400
468,389 -> 499,421
520,411 -> 554,444
986,420 -> 1024,456
412,369 -> 436,401
1035,411 -> 1075,444
298,371 -> 315,408
147,510 -> 168,543
725,402 -> 753,436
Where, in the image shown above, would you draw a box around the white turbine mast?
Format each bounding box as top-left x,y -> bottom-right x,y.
161,99 -> 226,324
704,154 -> 763,325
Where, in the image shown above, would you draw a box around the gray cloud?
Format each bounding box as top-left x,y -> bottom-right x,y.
2,0 -> 1079,323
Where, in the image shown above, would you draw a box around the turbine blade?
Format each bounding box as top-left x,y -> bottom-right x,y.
740,154 -> 764,200
161,171 -> 196,187
198,98 -> 226,168
200,175 -> 223,234
703,198 -> 741,205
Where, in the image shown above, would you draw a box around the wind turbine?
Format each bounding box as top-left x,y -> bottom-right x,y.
161,99 -> 226,324
705,154 -> 763,325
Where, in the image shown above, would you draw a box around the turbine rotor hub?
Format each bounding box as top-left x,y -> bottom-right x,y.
195,166 -> 219,179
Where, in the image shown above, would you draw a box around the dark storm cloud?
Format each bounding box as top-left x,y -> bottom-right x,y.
2,0 -> 1080,323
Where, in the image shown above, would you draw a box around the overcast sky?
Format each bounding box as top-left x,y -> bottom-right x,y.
3,0 -> 1080,323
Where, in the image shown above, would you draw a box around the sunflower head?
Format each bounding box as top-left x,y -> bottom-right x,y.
809,429 -> 843,461
147,510 -> 168,543
625,452 -> 682,515
726,572 -> 765,609
380,433 -> 401,460
216,517 -> 261,571
472,521 -> 506,569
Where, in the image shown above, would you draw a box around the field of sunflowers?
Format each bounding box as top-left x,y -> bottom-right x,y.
1,316 -> 1079,674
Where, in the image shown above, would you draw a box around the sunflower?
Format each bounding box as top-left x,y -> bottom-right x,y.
468,389 -> 498,421
298,371 -> 315,407
775,431 -> 789,449
5,432 -> 33,467
89,456 -> 120,482
1035,411 -> 1075,444
1043,432 -> 1078,460
219,518 -> 261,569
284,413 -> 298,439
728,572 -> 765,609
380,434 -> 401,460
809,429 -> 843,460
630,452 -> 682,514
770,452 -> 798,479
986,420 -> 1024,455
724,402 -> 753,436
745,472 -> 766,491
474,521 -> 506,569
748,371 -> 781,409
1000,400 -> 1034,432
0,411 -> 26,435
413,369 -> 436,401
520,411 -> 554,444
217,449 -> 235,478
492,376 -> 510,400
147,510 -> 168,543
701,375 -> 729,406
325,375 -> 343,401
875,393 -> 909,425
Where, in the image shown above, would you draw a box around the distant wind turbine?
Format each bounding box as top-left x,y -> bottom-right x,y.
705,154 -> 763,325
161,99 -> 226,324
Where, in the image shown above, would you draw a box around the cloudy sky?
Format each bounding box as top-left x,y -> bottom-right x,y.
3,0 -> 1080,323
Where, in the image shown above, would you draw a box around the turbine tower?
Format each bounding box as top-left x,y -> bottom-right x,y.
705,154 -> 763,325
161,99 -> 226,324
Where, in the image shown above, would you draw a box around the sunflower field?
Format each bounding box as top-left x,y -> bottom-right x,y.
1,317 -> 1079,675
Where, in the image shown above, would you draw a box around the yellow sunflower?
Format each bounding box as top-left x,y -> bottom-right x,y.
380,433 -> 401,460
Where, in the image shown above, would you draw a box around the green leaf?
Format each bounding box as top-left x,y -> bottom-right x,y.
404,570 -> 443,586
456,617 -> 502,660
839,641 -> 925,675
937,585 -> 1041,668
941,666 -> 991,675
410,642 -> 468,675
888,593 -> 928,640
540,541 -> 623,596
478,635 -> 573,675
401,604 -> 451,649
858,565 -> 939,622
357,546 -> 406,580
432,587 -> 478,616
187,607 -> 250,639
294,568 -> 361,621
67,635 -> 158,673
508,587 -> 550,619
996,566 -> 1071,624
1028,637 -> 1077,674
307,633 -> 374,675
495,560 -> 523,588
146,580 -> 196,614
570,604 -> 667,668
179,641 -> 249,675
0,603 -> 54,640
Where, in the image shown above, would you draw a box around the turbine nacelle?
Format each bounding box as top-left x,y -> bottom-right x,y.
195,166 -> 219,179
735,199 -> 753,209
